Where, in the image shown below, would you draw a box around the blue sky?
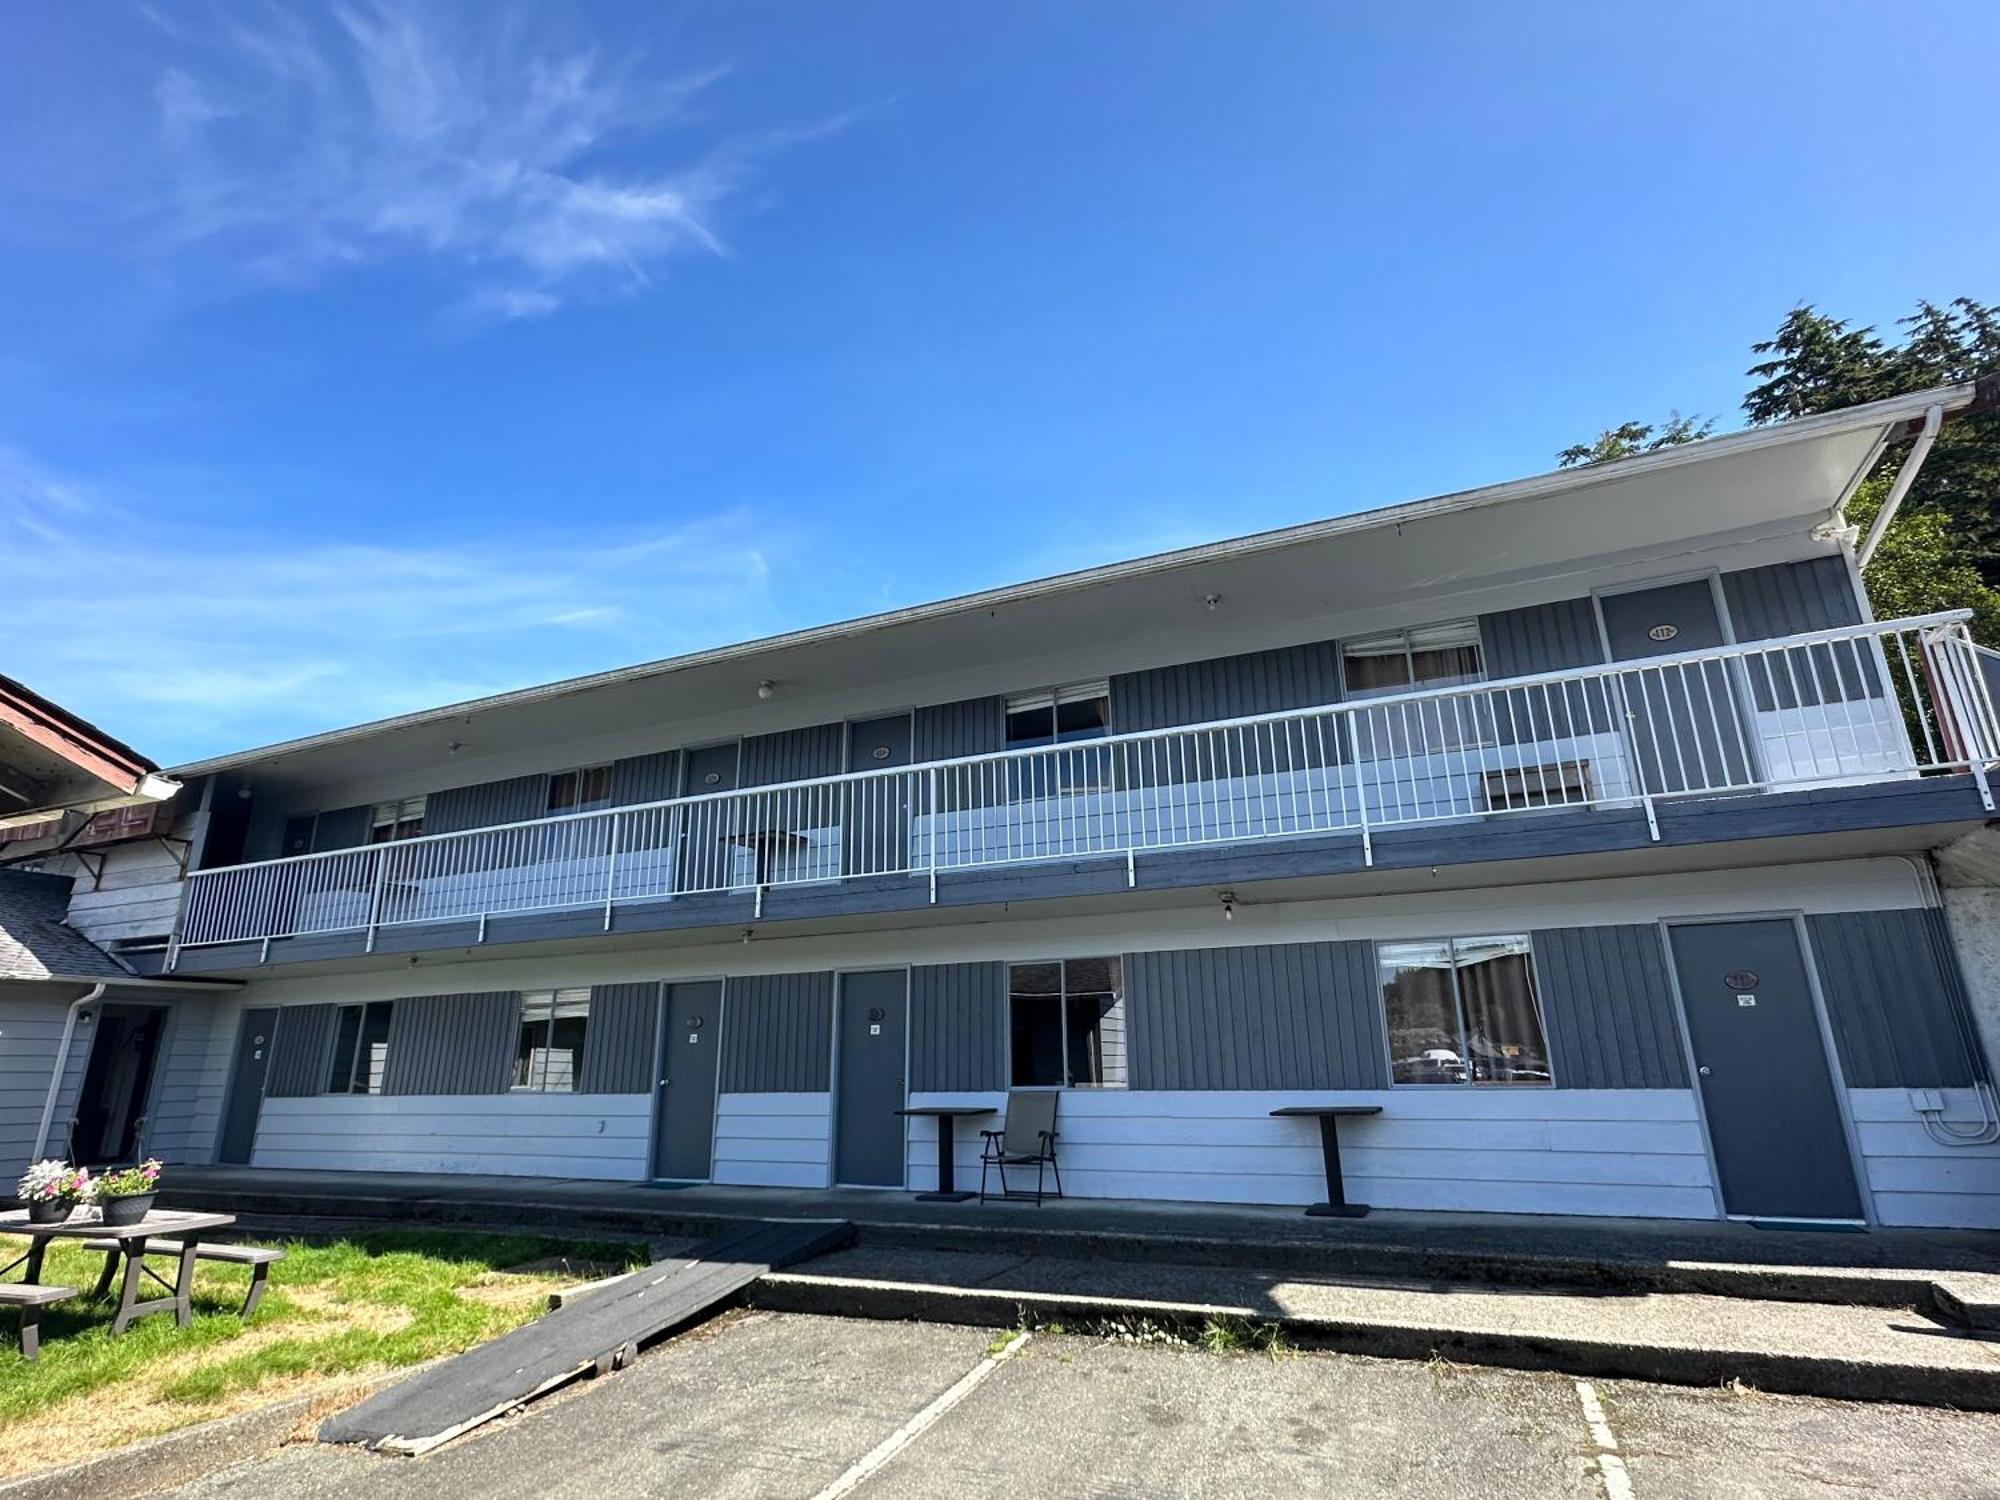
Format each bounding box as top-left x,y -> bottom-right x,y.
3,3 -> 1994,766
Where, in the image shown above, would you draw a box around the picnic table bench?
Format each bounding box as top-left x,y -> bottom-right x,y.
1,1208 -> 240,1346
0,1283 -> 77,1360
83,1237 -> 283,1318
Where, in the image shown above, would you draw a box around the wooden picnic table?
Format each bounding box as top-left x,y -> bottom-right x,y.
0,1208 -> 236,1334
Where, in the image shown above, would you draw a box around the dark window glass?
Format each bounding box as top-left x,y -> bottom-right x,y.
1054,697 -> 1109,742
1380,941 -> 1464,1084
1380,937 -> 1549,1087
1006,705 -> 1056,751
327,1001 -> 394,1093
514,988 -> 590,1091
1009,958 -> 1126,1087
1455,941 -> 1551,1085
1062,956 -> 1126,1086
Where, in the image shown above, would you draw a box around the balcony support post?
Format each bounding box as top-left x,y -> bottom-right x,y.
363,846 -> 387,954
1344,717 -> 1373,867
1126,848 -> 1136,888
928,766 -> 940,904
603,815 -> 620,932
1641,793 -> 1660,841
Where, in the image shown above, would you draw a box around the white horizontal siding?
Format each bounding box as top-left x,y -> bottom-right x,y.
712,1092 -> 830,1189
1849,1088 -> 2000,1229
53,842 -> 186,945
141,995 -> 238,1165
903,1087 -> 1716,1217
252,1092 -> 650,1180
0,994 -> 70,1178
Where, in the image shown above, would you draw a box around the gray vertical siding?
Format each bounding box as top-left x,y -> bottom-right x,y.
1477,597 -> 1613,744
579,982 -> 659,1094
740,725 -> 845,787
1721,556 -> 1863,641
1110,642 -> 1344,733
265,1004 -> 337,1097
381,992 -> 518,1096
1531,925 -> 1689,1088
310,806 -> 373,852
611,750 -> 681,806
426,774 -> 549,835
1478,597 -> 1605,677
1807,909 -> 1982,1088
720,972 -> 834,1092
913,697 -> 1007,763
1126,941 -> 1386,1090
909,962 -> 1006,1092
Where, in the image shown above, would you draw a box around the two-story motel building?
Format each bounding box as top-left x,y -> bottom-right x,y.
10,383 -> 2000,1230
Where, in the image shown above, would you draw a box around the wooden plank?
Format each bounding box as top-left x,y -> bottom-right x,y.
319,1218 -> 854,1455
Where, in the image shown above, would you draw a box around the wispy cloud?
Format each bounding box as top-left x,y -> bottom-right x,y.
147,2 -> 791,319
0,445 -> 798,761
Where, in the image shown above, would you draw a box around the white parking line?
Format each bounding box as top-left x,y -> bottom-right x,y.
808,1330 -> 1033,1500
1574,1379 -> 1635,1500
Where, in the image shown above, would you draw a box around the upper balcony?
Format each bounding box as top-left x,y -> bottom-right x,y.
165,613 -> 2000,972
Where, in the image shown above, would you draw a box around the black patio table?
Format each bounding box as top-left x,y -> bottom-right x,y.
1269,1105 -> 1384,1218
894,1106 -> 996,1202
0,1208 -> 235,1333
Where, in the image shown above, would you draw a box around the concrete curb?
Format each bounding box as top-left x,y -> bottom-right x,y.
0,1366 -> 413,1500
170,1188 -> 1970,1323
750,1272 -> 2000,1411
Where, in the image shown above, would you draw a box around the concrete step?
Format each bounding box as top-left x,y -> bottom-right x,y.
179,1184 -> 2000,1327
752,1245 -> 2000,1410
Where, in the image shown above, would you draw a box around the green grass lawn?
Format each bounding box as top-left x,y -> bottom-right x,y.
0,1228 -> 649,1476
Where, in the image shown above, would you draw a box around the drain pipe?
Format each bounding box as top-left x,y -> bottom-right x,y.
30,983 -> 105,1162
1856,404 -> 1944,568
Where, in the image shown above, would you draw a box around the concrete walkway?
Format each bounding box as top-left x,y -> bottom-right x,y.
164,1166 -> 2000,1316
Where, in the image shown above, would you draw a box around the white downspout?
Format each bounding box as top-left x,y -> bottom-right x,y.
1856,404 -> 1945,568
31,983 -> 106,1161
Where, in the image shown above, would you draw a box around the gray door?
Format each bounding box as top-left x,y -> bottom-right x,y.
834,970 -> 908,1186
844,714 -> 913,876
1669,919 -> 1863,1221
676,744 -> 741,894
1601,581 -> 1754,795
652,981 -> 722,1180
218,1007 -> 279,1165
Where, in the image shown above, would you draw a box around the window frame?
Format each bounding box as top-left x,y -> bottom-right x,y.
1375,933 -> 1554,1089
1340,620 -> 1485,701
325,1000 -> 395,1095
1003,681 -> 1112,750
368,796 -> 427,844
545,764 -> 615,816
1005,955 -> 1129,1091
512,987 -> 592,1093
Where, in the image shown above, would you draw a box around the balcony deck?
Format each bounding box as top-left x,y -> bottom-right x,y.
162,613 -> 2000,975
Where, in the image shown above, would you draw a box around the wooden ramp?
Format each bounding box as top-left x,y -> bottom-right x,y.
321,1217 -> 855,1455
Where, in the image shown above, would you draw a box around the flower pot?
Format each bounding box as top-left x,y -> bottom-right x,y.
26,1199 -> 74,1226
98,1193 -> 156,1227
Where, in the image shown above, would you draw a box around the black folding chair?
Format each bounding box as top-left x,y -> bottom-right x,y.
979,1090 -> 1063,1205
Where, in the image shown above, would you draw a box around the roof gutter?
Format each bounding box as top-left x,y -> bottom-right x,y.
1857,403 -> 1945,569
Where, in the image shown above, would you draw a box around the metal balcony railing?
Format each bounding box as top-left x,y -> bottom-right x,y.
169,612 -> 2000,964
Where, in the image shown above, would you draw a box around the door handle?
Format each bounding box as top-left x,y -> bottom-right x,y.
1698,1066 -> 1712,1076
658,1078 -> 669,1087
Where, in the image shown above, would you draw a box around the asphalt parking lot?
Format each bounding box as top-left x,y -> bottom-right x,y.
156,1311 -> 2000,1500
